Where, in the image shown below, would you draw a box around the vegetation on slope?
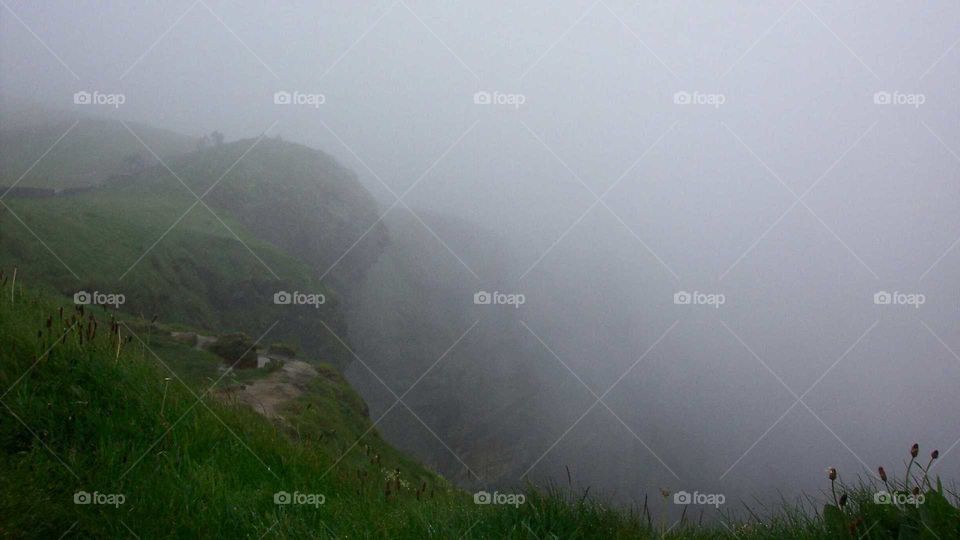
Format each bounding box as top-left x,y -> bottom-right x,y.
0,280 -> 459,538
0,135 -> 384,367
150,136 -> 389,300
0,110 -> 197,189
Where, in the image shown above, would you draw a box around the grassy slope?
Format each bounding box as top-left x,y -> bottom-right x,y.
0,134 -> 388,368
3,284 -> 959,539
158,137 -> 388,301
0,172 -> 349,367
0,284 -> 461,538
0,114 -> 196,189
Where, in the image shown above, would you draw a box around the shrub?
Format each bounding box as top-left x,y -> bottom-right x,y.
208,332 -> 258,369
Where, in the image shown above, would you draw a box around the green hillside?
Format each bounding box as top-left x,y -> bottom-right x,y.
0,111 -> 197,189
0,282 -> 461,537
0,136 -> 388,368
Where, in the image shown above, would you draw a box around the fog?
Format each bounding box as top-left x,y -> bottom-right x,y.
4,0 -> 960,517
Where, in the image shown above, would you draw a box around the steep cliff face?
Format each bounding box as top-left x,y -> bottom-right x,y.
116,137 -> 391,366
344,211 -> 558,486
150,137 -> 390,303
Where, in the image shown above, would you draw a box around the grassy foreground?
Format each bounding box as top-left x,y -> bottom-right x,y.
1,281 -> 959,538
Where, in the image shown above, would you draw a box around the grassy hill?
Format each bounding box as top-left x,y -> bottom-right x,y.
148,135 -> 388,300
0,108 -> 197,189
0,135 -> 388,368
0,281 -> 459,538
0,180 -> 348,366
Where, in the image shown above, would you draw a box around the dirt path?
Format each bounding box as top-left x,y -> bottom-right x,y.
221,360 -> 317,419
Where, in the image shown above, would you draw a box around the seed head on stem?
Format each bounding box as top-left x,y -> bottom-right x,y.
827,467 -> 839,506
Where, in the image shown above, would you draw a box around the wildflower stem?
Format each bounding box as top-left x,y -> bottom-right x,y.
160,379 -> 170,418
905,456 -> 916,489
920,458 -> 934,490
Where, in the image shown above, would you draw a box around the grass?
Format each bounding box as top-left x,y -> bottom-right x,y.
2,279 -> 959,538
0,174 -> 351,367
0,114 -> 196,189
0,133 -> 393,371
0,281 -> 460,538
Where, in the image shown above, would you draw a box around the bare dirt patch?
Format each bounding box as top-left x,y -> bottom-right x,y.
219,360 -> 317,419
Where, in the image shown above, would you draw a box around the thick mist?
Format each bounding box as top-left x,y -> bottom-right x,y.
4,0 -> 960,517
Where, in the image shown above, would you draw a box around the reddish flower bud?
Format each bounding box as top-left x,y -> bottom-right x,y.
839,493 -> 848,507
878,467 -> 887,482
911,443 -> 919,458
931,450 -> 939,460
827,467 -> 837,481
912,486 -> 920,496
